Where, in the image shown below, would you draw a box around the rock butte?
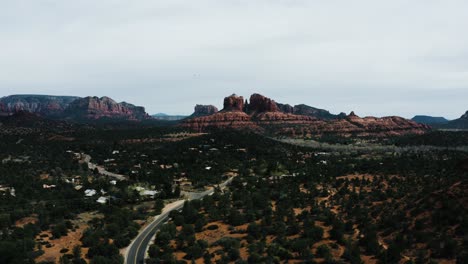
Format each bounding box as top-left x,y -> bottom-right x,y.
0,95 -> 150,121
191,105 -> 219,117
181,93 -> 430,137
65,96 -> 149,120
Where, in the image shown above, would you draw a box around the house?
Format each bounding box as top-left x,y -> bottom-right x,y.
74,185 -> 83,191
43,184 -> 56,189
109,180 -> 117,185
0,185 -> 15,197
96,196 -> 108,204
84,189 -> 97,197
141,190 -> 159,198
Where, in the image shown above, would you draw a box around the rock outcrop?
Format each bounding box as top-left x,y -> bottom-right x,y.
277,103 -> 294,114
181,93 -> 430,137
247,93 -> 280,113
292,104 -> 338,119
0,95 -> 151,121
223,94 -> 244,111
0,95 -> 79,116
64,96 -> 149,120
191,105 -> 219,117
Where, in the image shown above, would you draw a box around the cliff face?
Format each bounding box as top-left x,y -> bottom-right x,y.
64,96 -> 149,120
277,103 -> 294,114
190,105 -> 219,117
247,93 -> 280,113
0,95 -> 150,121
181,93 -> 430,137
0,95 -> 79,116
222,94 -> 244,111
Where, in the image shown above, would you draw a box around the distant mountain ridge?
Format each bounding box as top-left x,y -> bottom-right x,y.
152,113 -> 188,121
412,115 -> 449,125
0,94 -> 151,122
443,110 -> 468,129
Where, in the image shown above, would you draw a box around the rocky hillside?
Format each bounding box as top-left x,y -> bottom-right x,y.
0,111 -> 80,135
0,94 -> 151,121
181,93 -> 429,137
64,96 -> 150,121
190,105 -> 219,117
292,104 -> 345,119
444,111 -> 468,129
0,95 -> 79,116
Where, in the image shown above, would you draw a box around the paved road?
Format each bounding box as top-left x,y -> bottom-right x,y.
81,154 -> 128,181
125,177 -> 234,264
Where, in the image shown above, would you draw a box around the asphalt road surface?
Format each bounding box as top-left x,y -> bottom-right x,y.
125,177 -> 234,264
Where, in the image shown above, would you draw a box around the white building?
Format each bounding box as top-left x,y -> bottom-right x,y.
84,189 -> 97,197
96,196 -> 108,204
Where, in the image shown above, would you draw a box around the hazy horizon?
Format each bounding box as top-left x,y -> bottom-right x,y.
1,1 -> 467,119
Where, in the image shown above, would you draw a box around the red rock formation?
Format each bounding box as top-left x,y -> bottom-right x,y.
182,94 -> 255,131
247,93 -> 280,113
182,111 -> 259,132
191,105 -> 219,117
348,111 -> 358,118
0,95 -> 150,121
181,93 -> 430,137
0,95 -> 79,116
65,96 -> 149,120
223,94 -> 244,111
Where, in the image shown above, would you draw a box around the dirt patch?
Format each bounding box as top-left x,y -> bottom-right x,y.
15,215 -> 38,227
195,221 -> 245,245
35,211 -> 102,263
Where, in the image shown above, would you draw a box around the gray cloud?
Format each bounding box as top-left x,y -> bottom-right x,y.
1,0 -> 467,119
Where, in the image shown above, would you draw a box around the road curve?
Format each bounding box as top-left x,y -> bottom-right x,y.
125,177 -> 234,264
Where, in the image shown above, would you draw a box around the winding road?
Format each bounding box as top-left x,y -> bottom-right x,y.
81,154 -> 128,181
125,177 -> 234,264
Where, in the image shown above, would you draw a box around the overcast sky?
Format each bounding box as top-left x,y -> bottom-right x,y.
1,0 -> 467,119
